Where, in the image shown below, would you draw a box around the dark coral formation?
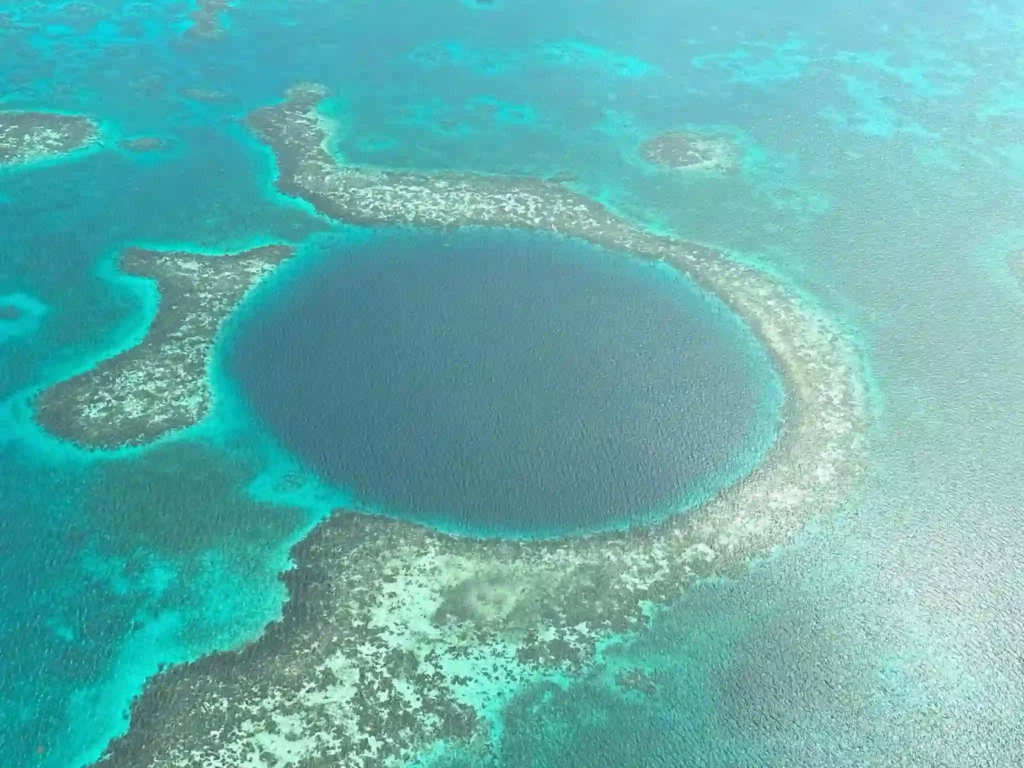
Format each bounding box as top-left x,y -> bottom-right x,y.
186,0 -> 232,40
53,1 -> 105,33
179,87 -> 230,103
134,74 -> 167,98
34,245 -> 292,449
548,170 -> 579,184
118,136 -> 167,153
86,84 -> 867,768
0,110 -> 98,167
614,668 -> 658,696
245,84 -> 668,241
0,304 -> 23,321
639,130 -> 738,172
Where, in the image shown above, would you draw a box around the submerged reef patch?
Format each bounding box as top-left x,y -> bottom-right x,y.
0,304 -> 22,321
185,0 -> 232,40
0,111 -> 98,167
89,83 -> 868,767
34,245 -> 292,449
639,130 -> 739,172
0,293 -> 47,344
179,87 -> 230,104
118,136 -> 167,153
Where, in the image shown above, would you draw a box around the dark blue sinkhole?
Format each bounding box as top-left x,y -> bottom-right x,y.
223,228 -> 781,536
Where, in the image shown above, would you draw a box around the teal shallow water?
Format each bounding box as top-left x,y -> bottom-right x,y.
2,0 -> 1024,766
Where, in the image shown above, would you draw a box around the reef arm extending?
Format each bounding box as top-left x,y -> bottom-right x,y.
89,84 -> 868,768
246,84 -> 666,245
34,245 -> 292,449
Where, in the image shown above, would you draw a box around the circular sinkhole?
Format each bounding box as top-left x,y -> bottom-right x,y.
224,228 -> 781,536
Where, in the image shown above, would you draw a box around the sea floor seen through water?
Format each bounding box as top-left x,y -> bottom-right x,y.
3,0 -> 1024,766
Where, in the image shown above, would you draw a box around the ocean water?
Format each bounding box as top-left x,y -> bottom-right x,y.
224,228 -> 779,536
1,0 -> 1024,766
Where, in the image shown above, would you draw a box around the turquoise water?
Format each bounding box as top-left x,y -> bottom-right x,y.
223,228 -> 779,536
2,0 -> 1024,766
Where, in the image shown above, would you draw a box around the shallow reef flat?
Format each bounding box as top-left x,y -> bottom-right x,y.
639,130 -> 738,172
88,84 -> 868,768
34,245 -> 292,449
0,110 -> 98,167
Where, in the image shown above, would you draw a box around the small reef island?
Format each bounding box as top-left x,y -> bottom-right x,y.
73,83 -> 867,767
639,130 -> 738,173
35,245 -> 292,449
0,110 -> 98,167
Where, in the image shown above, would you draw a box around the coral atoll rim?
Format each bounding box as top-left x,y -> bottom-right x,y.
86,83 -> 868,768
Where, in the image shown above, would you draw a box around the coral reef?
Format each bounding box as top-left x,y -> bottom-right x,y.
118,136 -> 167,153
639,130 -> 738,172
0,304 -> 23,321
88,84 -> 868,768
0,111 -> 98,167
179,87 -> 230,103
34,245 -> 292,449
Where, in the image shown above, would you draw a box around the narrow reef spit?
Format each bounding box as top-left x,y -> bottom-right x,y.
0,111 -> 98,167
34,245 -> 292,449
639,130 -> 738,172
87,84 -> 868,768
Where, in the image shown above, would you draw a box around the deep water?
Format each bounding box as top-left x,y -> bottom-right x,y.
224,228 -> 779,535
3,0 -> 1024,766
